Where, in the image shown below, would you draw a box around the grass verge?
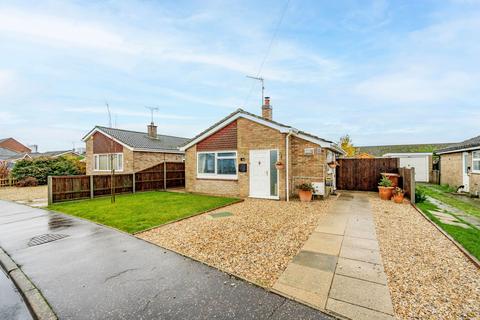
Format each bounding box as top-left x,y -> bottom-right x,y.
416,200 -> 480,260
417,184 -> 480,218
48,191 -> 239,234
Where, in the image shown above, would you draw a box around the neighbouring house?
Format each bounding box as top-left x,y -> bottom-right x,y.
0,147 -> 30,170
0,137 -> 32,153
82,123 -> 189,175
29,150 -> 81,159
179,97 -> 345,201
436,135 -> 480,196
356,143 -> 453,157
382,153 -> 433,182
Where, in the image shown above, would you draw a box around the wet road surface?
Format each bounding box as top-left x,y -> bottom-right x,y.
0,267 -> 32,320
0,200 -> 332,320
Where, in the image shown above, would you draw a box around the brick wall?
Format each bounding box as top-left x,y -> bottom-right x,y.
0,138 -> 31,153
290,136 -> 327,195
133,152 -> 183,172
440,152 -> 463,187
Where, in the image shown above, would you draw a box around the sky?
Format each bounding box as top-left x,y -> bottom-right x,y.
0,0 -> 479,151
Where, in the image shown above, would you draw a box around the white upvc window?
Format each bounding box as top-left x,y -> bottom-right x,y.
472,151 -> 480,173
94,153 -> 123,172
197,151 -> 237,180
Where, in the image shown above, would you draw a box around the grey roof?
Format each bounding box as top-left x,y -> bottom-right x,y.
436,135 -> 480,154
182,108 -> 338,149
0,147 -> 21,160
87,126 -> 190,151
29,150 -> 79,158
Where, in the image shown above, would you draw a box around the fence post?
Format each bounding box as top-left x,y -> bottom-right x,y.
90,175 -> 94,199
47,176 -> 53,205
410,167 -> 416,204
163,162 -> 167,191
132,173 -> 136,193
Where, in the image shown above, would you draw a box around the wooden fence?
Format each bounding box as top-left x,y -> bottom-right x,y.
48,162 -> 185,204
0,177 -> 17,188
336,158 -> 400,191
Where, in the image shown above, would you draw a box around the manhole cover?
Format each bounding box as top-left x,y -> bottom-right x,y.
28,234 -> 69,247
207,212 -> 233,220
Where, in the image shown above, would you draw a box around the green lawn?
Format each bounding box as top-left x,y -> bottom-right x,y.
48,191 -> 239,234
416,201 -> 480,260
417,184 -> 480,218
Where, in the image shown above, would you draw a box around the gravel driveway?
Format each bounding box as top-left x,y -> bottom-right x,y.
370,195 -> 480,319
0,186 -> 47,206
138,198 -> 335,287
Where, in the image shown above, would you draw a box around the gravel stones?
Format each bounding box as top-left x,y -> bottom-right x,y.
370,196 -> 480,319
137,198 -> 334,287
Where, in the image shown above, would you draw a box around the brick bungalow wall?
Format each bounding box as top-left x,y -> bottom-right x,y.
85,131 -> 183,175
440,152 -> 463,187
185,117 -> 327,200
0,138 -> 31,153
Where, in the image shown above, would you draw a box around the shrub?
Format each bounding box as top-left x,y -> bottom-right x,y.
378,176 -> 393,187
11,156 -> 84,185
415,188 -> 427,203
16,176 -> 38,187
297,182 -> 315,192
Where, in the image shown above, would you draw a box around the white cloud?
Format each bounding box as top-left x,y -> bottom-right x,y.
0,70 -> 16,96
64,107 -> 194,120
0,8 -> 138,53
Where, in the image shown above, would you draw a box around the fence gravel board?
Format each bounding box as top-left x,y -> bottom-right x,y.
49,162 -> 185,204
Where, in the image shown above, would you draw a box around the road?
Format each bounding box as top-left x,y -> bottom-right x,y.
0,200 -> 332,320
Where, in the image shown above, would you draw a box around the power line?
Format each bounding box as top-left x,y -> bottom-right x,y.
243,0 -> 290,107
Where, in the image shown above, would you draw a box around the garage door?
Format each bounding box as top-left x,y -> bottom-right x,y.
399,157 -> 428,182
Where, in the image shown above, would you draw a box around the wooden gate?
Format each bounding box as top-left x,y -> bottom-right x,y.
336,158 -> 399,191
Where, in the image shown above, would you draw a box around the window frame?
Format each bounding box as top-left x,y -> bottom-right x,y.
472,150 -> 480,173
93,153 -> 124,172
197,150 -> 238,180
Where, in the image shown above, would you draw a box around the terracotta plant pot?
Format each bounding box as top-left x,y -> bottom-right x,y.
378,186 -> 394,200
298,190 -> 313,202
393,193 -> 404,204
381,173 -> 400,187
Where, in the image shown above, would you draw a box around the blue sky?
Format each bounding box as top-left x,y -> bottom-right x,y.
0,0 -> 479,151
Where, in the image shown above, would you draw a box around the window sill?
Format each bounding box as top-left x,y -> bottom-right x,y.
197,175 -> 238,181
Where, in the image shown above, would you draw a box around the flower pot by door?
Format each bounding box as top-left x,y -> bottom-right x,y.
378,186 -> 394,200
298,190 -> 313,202
393,194 -> 404,203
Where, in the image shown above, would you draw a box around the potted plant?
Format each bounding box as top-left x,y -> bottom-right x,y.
378,176 -> 394,200
297,182 -> 315,202
393,187 -> 405,204
275,161 -> 285,170
327,161 -> 339,169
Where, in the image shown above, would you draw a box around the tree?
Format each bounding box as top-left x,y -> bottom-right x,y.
339,134 -> 357,157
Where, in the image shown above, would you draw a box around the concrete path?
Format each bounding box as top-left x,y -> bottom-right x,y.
273,192 -> 395,320
0,200 -> 332,320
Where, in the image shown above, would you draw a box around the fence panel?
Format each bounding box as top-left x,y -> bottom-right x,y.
336,158 -> 400,191
49,162 -> 185,203
0,177 -> 17,188
399,167 -> 416,203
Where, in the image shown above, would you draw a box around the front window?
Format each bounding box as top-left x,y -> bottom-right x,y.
94,153 -> 123,171
197,151 -> 237,179
473,151 -> 480,172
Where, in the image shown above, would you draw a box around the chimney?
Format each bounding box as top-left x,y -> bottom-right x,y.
262,96 -> 272,120
147,122 -> 157,138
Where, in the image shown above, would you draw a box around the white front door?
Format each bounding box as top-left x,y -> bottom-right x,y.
463,152 -> 470,192
249,150 -> 271,199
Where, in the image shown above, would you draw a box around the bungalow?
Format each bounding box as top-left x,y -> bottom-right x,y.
180,98 -> 345,200
436,135 -> 480,196
82,123 -> 189,175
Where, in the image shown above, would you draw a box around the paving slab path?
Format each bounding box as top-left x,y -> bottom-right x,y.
0,200 -> 332,320
273,192 -> 395,320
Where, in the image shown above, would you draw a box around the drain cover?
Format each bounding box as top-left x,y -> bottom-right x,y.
207,212 -> 233,220
28,234 -> 69,247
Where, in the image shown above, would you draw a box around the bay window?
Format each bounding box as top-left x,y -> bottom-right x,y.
94,153 -> 123,171
197,151 -> 237,179
473,151 -> 480,173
